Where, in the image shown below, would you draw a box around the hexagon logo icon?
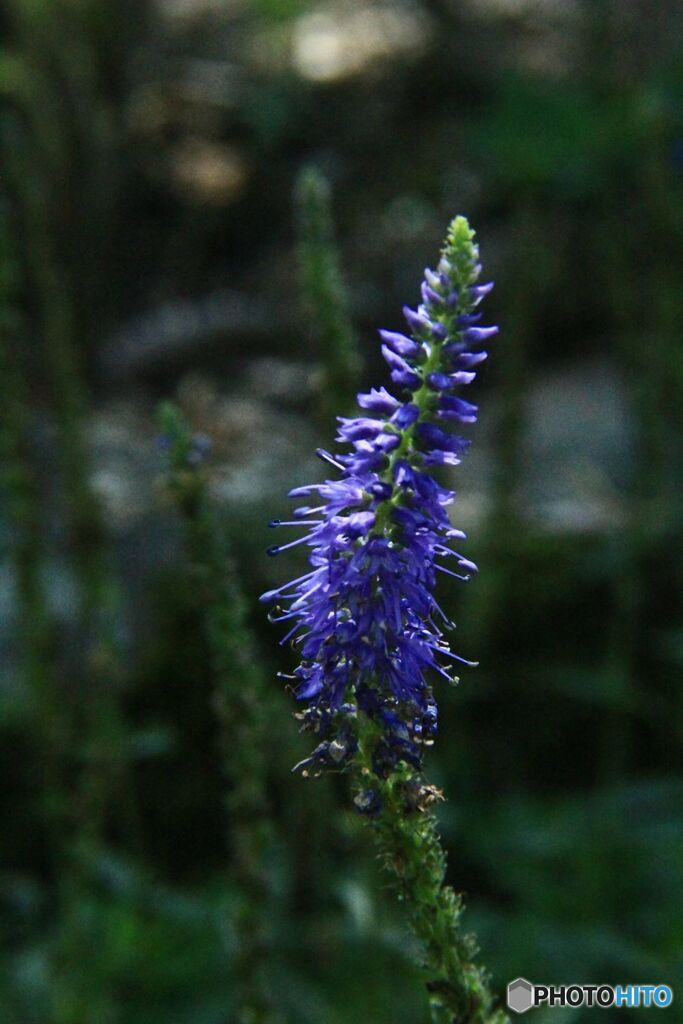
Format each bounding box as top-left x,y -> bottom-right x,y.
507,978 -> 534,1014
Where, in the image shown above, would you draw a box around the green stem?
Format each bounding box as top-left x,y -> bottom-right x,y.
353,716 -> 508,1024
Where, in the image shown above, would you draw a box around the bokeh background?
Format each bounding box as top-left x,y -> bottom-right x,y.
1,1 -> 682,1021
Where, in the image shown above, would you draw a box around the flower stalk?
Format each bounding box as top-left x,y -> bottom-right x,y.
354,714 -> 507,1023
159,402 -> 280,1024
296,165 -> 360,421
264,215 -> 508,1022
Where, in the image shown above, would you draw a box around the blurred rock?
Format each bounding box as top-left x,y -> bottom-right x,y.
523,355 -> 632,531
174,371 -> 320,508
453,355 -> 632,534
154,0 -> 240,30
89,402 -> 158,531
243,357 -> 321,406
100,290 -> 273,383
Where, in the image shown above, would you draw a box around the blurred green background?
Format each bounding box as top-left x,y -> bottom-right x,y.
1,1 -> 682,1021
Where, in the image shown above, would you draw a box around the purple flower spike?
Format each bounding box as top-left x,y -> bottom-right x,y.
262,215 -> 498,776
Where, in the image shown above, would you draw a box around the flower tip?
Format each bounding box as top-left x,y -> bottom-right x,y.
471,281 -> 494,303
463,326 -> 498,344
268,519 -> 281,528
457,558 -> 478,574
266,544 -> 280,556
